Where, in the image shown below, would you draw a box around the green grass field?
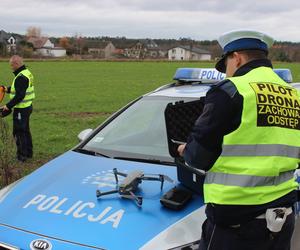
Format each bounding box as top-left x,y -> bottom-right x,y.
0,61 -> 299,173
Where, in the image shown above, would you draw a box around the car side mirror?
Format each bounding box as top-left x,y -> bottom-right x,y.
78,129 -> 93,142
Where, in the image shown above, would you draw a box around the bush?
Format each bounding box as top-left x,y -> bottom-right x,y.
0,118 -> 20,187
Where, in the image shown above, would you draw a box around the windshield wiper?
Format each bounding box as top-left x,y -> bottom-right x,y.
114,156 -> 175,166
74,148 -> 111,158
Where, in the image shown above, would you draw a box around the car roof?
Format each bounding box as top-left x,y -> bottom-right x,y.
147,80 -> 299,99
148,83 -> 211,98
146,68 -> 298,99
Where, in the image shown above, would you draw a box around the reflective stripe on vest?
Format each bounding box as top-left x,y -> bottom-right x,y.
10,68 -> 35,108
19,98 -> 34,103
221,144 -> 300,158
203,66 -> 300,205
205,170 -> 294,187
10,91 -> 34,95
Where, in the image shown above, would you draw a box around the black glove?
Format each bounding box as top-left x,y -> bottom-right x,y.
0,107 -> 12,118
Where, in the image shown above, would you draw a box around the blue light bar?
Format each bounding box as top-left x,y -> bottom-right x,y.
173,68 -> 293,84
173,68 -> 226,83
273,69 -> 293,83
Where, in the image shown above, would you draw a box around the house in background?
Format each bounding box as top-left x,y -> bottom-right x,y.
0,30 -> 19,54
27,37 -> 66,57
111,39 -> 138,58
125,40 -> 147,59
125,39 -> 167,59
168,45 -> 212,61
87,41 -> 116,58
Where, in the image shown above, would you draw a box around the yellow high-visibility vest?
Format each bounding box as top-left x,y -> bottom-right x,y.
204,66 -> 300,205
10,68 -> 35,108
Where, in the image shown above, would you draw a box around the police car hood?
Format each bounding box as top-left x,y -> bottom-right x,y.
0,151 -> 204,250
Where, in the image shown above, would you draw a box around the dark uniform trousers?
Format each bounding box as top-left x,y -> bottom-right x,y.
198,212 -> 295,250
13,106 -> 33,160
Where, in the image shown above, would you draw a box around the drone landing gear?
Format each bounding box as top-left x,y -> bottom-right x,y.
97,189 -> 143,207
122,191 -> 143,207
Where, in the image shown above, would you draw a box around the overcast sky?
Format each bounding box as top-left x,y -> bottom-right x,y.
1,0 -> 300,42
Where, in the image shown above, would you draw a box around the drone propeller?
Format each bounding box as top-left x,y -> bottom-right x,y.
142,174 -> 175,183
141,174 -> 174,190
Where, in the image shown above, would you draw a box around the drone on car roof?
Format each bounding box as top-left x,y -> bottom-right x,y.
96,168 -> 174,207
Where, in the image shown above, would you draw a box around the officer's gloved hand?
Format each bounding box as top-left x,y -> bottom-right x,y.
0,106 -> 12,118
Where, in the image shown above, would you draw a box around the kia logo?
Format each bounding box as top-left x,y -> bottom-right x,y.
30,239 -> 52,250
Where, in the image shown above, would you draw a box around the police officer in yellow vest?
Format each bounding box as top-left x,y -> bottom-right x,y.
178,30 -> 300,250
1,55 -> 35,162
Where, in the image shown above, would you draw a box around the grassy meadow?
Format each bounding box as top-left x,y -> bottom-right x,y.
0,60 -> 300,173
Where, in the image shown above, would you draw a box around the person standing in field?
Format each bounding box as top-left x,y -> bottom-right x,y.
178,30 -> 300,250
0,55 -> 35,162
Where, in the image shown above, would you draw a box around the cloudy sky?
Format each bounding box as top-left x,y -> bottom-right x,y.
1,0 -> 300,41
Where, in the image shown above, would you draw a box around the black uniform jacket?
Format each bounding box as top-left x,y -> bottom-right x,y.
183,59 -> 297,226
6,65 -> 29,109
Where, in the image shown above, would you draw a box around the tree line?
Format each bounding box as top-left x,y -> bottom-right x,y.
1,27 -> 300,61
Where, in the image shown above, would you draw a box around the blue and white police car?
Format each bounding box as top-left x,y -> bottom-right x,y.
0,68 -> 299,250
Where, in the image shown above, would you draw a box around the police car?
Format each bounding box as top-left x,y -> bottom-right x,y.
0,68 -> 299,250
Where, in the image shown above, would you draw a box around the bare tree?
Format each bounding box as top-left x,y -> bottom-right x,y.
74,33 -> 86,55
26,26 -> 42,38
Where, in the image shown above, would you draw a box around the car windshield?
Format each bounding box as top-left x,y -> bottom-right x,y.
82,95 -> 197,164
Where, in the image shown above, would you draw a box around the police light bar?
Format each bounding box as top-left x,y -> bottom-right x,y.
173,68 -> 293,84
173,68 -> 226,83
273,69 -> 293,83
